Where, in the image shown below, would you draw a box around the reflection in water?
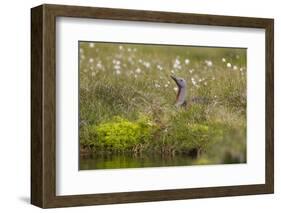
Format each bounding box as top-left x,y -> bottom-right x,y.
80,153 -> 197,170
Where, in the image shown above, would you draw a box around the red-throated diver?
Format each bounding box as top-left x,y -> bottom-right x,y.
171,75 -> 187,107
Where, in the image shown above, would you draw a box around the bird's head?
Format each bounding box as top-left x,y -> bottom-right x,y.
170,75 -> 186,89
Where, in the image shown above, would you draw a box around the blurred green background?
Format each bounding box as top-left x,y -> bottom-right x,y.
79,41 -> 247,170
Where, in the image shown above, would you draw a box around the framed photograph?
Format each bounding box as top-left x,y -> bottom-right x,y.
31,4 -> 274,208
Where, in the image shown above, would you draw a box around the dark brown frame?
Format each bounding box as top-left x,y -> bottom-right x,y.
31,4 -> 274,208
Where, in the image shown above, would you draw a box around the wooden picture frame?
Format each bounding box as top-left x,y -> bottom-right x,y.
31,4 -> 274,208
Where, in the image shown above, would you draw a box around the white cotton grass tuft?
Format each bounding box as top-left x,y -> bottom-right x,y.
157,64 -> 163,71
97,63 -> 102,69
233,65 -> 238,70
116,70 -> 121,75
205,60 -> 213,67
114,64 -> 120,70
135,68 -> 141,73
173,87 -> 178,91
173,58 -> 181,69
155,83 -> 161,88
143,62 -> 151,68
191,77 -> 197,86
222,58 -> 226,63
89,43 -> 95,48
174,58 -> 180,65
227,62 -> 232,68
89,58 -> 94,63
185,59 -> 190,65
112,59 -> 121,65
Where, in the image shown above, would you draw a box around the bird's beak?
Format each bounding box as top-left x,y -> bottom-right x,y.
170,75 -> 180,87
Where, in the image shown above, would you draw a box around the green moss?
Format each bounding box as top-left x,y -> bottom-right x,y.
88,115 -> 155,151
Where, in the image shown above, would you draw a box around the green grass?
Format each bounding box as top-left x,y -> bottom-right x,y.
79,42 -> 247,165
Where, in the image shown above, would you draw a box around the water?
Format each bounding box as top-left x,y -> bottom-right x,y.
79,153 -> 196,170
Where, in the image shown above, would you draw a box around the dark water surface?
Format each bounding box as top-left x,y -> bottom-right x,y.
80,153 -> 197,170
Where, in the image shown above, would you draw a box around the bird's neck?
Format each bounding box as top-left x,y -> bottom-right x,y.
176,86 -> 186,107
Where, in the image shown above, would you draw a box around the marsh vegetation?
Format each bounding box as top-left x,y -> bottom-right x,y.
79,42 -> 247,169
